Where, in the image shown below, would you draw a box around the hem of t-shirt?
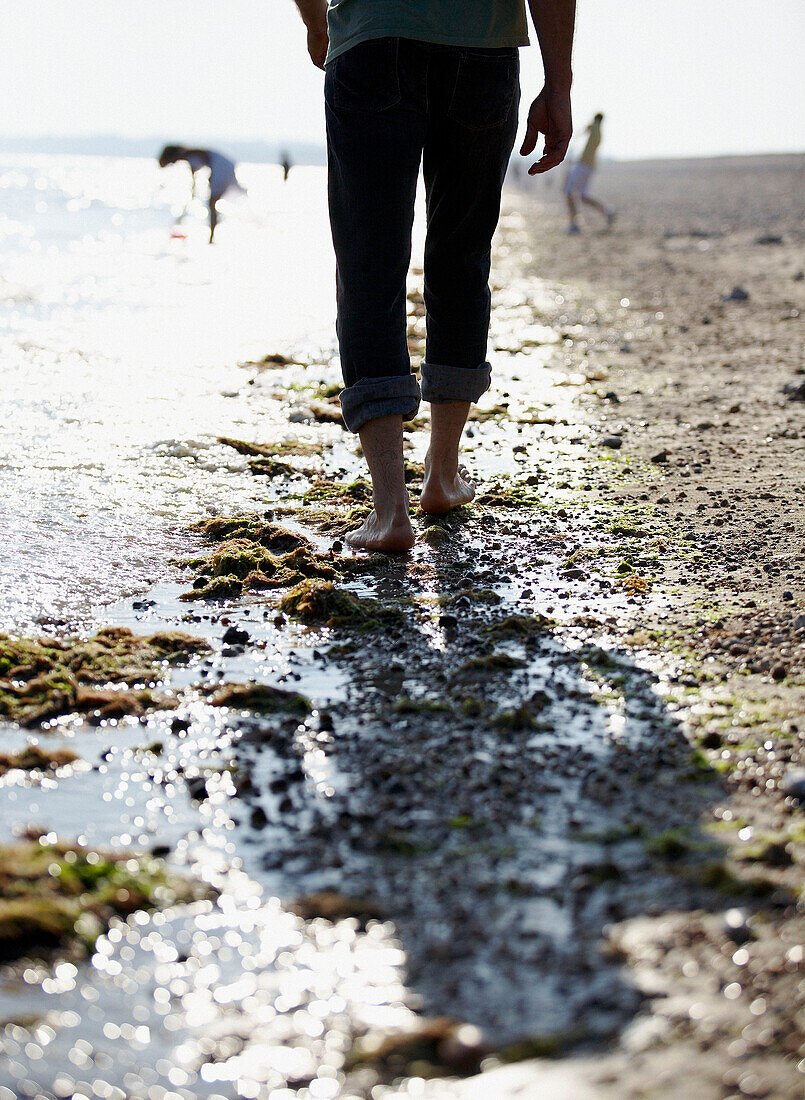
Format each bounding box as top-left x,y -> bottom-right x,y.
326,27 -> 530,64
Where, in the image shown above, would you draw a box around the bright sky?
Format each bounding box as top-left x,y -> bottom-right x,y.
2,0 -> 804,160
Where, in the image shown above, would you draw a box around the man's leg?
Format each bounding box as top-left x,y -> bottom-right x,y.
420,401 -> 474,514
419,48 -> 520,515
347,415 -> 415,551
325,38 -> 425,550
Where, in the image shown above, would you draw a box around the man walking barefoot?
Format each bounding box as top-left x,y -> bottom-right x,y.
294,0 -> 575,552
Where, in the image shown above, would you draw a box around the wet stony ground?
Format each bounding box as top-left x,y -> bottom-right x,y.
1,157 -> 803,1098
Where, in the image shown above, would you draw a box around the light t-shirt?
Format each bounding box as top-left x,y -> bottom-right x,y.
579,121 -> 602,168
326,0 -> 530,63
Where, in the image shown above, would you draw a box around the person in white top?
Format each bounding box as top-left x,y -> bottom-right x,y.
158,145 -> 244,242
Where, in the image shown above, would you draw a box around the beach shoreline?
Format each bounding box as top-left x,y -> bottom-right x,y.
1,152 -> 803,1098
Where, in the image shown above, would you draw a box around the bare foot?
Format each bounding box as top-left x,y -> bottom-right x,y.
345,510 -> 415,553
420,460 -> 476,514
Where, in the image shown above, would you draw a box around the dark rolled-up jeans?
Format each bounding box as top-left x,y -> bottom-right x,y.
324,37 -> 520,432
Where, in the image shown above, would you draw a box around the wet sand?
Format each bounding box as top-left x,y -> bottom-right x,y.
1,154 -> 803,1098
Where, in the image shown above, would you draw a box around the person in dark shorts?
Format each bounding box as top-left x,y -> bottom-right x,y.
158,145 -> 244,243
293,0 -> 575,551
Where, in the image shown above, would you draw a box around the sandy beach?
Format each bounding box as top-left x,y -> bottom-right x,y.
0,152 -> 803,1099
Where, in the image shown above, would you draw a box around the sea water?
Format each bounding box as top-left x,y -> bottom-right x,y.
0,154 -> 337,632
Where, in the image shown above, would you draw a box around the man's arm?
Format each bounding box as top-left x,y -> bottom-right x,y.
520,0 -> 575,174
293,0 -> 329,70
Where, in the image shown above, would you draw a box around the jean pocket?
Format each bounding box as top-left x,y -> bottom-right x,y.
327,38 -> 401,112
447,52 -> 519,130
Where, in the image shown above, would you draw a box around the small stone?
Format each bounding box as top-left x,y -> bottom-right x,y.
723,285 -> 750,301
222,625 -> 250,645
782,380 -> 805,401
781,767 -> 805,800
601,436 -> 623,449
186,775 -> 208,801
758,840 -> 793,867
650,449 -> 669,464
771,663 -> 788,681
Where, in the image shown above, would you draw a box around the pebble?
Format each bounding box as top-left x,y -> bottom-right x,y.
222,625 -> 250,645
601,437 -> 623,449
782,380 -> 805,401
780,768 -> 805,801
723,285 -> 750,301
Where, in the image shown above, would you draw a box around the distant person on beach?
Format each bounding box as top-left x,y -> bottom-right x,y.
293,0 -> 574,552
158,145 -> 244,243
563,113 -> 615,233
280,150 -> 293,181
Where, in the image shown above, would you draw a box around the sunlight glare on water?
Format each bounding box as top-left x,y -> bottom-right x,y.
0,155 -> 336,632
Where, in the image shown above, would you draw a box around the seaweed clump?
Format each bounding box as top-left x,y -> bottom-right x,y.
0,744 -> 80,776
303,478 -> 372,506
281,580 -> 403,629
484,614 -> 553,640
208,681 -> 310,716
179,530 -> 337,601
346,1017 -> 486,1079
0,627 -> 209,726
190,513 -> 313,553
0,839 -> 213,962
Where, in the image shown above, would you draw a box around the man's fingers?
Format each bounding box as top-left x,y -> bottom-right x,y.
528,135 -> 571,175
519,122 -> 539,157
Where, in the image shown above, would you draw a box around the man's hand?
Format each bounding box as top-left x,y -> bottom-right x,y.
520,86 -> 572,175
294,0 -> 328,69
307,22 -> 329,69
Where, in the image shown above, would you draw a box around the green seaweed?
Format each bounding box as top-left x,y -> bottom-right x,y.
280,580 -> 403,629
197,539 -> 279,581
493,702 -> 538,729
484,614 -> 552,639
462,652 -> 526,672
440,588 -> 502,607
345,1017 -> 484,1077
247,457 -> 298,478
393,695 -> 451,714
0,627 -> 208,725
303,478 -> 372,506
208,681 -> 310,715
179,574 -> 244,602
476,481 -> 534,509
0,839 -> 213,962
190,514 -> 313,553
218,436 -> 322,458
0,745 -> 80,775
496,1027 -> 588,1063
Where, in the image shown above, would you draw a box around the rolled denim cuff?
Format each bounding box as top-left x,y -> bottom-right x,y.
420,361 -> 492,405
339,373 -> 422,433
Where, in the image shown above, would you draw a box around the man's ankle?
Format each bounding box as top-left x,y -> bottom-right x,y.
374,496 -> 411,525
